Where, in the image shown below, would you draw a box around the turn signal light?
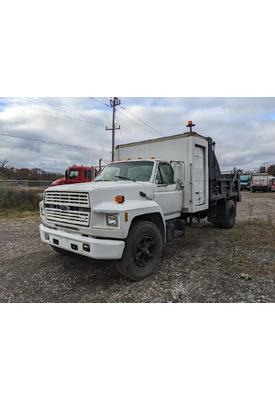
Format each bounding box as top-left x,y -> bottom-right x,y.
115,195 -> 125,204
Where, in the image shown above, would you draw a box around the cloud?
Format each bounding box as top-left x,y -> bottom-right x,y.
0,97 -> 275,172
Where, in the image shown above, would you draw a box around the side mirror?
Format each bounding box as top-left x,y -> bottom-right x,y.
176,178 -> 184,190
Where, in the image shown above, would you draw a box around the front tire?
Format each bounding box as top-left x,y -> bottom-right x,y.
115,221 -> 163,281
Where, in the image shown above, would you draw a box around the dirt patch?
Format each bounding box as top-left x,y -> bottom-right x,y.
237,191 -> 275,224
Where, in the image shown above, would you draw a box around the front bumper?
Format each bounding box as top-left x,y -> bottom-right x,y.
39,224 -> 125,260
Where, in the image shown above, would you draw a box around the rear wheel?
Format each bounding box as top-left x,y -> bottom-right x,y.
212,222 -> 222,228
221,199 -> 236,229
115,221 -> 163,281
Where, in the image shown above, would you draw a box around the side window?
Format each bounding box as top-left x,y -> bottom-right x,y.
158,163 -> 174,185
156,168 -> 162,184
85,170 -> 92,180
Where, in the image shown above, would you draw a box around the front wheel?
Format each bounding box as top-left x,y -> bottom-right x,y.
115,221 -> 163,281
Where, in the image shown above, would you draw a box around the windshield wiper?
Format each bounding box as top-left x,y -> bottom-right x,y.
115,175 -> 135,182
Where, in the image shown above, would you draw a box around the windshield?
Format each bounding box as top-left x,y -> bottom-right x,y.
240,175 -> 250,182
96,161 -> 154,182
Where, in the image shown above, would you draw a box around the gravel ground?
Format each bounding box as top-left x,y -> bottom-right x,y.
0,191 -> 275,303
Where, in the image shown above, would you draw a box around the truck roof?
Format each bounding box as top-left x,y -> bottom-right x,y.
110,158 -> 160,163
115,131 -> 208,149
69,165 -> 95,169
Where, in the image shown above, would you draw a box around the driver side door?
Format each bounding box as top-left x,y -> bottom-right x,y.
153,162 -> 182,220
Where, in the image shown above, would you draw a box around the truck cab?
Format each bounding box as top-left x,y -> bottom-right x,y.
40,127 -> 240,281
51,165 -> 97,186
240,174 -> 251,191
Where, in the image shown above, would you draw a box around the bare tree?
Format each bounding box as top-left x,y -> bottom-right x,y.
267,165 -> 275,176
0,159 -> 8,168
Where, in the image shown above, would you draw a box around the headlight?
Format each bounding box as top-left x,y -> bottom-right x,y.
106,214 -> 118,227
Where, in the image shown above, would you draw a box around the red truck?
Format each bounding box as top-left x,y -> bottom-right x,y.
51,165 -> 98,186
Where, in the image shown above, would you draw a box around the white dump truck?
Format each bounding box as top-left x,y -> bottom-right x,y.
251,173 -> 273,192
39,123 -> 241,280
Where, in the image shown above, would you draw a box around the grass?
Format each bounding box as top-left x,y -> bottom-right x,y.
0,209 -> 39,220
0,187 -> 41,219
182,219 -> 275,278
231,220 -> 275,247
212,221 -> 275,276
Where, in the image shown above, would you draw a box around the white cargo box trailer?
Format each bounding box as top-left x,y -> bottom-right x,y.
115,132 -> 209,214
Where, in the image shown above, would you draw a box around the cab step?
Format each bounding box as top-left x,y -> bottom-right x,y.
166,219 -> 185,242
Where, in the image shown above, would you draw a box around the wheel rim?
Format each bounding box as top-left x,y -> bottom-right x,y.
134,235 -> 156,268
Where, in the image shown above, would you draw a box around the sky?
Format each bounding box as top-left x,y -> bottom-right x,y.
0,97 -> 274,173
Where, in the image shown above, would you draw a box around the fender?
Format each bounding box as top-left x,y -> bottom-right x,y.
92,199 -> 166,240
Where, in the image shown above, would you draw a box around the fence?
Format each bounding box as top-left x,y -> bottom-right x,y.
0,180 -> 52,189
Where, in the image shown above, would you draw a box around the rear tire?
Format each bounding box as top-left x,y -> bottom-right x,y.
212,222 -> 222,228
221,200 -> 236,229
115,221 -> 163,281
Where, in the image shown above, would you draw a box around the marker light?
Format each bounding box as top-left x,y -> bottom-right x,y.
115,195 -> 125,204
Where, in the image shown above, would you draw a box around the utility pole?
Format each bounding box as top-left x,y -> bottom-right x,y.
106,97 -> 121,161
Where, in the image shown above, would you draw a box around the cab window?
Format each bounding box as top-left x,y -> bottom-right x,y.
68,170 -> 79,179
156,163 -> 174,185
85,170 -> 92,180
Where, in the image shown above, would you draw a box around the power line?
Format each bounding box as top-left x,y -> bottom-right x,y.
17,97 -> 105,127
0,130 -> 96,151
24,97 -> 105,127
89,97 -> 110,107
118,105 -> 162,135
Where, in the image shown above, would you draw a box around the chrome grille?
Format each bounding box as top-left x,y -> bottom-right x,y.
45,191 -> 90,207
45,208 -> 90,226
44,191 -> 90,226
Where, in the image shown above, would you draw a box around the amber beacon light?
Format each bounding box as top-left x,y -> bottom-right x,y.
186,120 -> 196,133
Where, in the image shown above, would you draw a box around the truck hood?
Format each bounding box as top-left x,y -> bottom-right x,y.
51,177 -> 66,186
45,180 -> 154,201
46,180 -> 147,192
